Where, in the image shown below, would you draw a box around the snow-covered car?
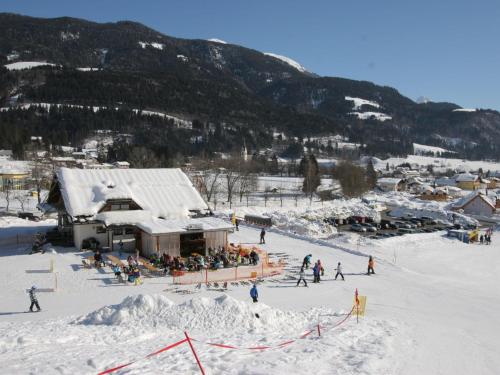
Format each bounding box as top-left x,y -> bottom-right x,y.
395,222 -> 411,229
350,224 -> 367,232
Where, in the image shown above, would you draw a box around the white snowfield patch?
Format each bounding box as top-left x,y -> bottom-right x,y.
413,143 -> 453,155
349,111 -> 392,121
4,61 -> 57,70
453,108 -> 477,112
138,41 -> 164,50
345,96 -> 380,110
208,38 -> 227,44
264,52 -> 307,72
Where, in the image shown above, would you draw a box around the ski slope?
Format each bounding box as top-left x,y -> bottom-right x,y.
0,223 -> 499,374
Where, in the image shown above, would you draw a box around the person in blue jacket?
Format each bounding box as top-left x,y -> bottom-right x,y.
250,284 -> 258,303
312,262 -> 321,283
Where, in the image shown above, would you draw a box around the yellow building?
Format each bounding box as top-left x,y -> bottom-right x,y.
0,169 -> 31,191
455,173 -> 480,190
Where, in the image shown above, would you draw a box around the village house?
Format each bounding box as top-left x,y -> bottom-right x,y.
0,167 -> 30,191
450,191 -> 498,216
419,186 -> 448,201
455,173 -> 480,190
45,168 -> 233,256
376,177 -> 406,192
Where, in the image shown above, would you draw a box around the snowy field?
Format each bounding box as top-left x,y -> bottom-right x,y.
1,220 -> 499,374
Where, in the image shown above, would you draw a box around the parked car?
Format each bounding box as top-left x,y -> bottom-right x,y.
398,228 -> 415,234
361,223 -> 377,232
350,223 -> 367,232
395,221 -> 412,229
421,216 -> 437,225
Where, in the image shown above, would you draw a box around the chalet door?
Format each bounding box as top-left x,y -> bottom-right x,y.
180,232 -> 205,257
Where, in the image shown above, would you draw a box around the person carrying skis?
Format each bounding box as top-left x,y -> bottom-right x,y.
259,228 -> 266,244
334,262 -> 345,281
28,285 -> 41,312
302,254 -> 312,269
296,266 -> 308,287
313,261 -> 321,283
250,283 -> 259,303
367,256 -> 375,275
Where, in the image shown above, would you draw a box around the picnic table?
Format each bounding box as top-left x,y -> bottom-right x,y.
106,254 -> 126,268
139,257 -> 163,276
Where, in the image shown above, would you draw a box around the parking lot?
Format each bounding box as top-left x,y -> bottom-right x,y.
327,212 -> 470,240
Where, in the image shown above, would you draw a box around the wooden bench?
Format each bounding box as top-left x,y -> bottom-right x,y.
139,257 -> 163,276
106,254 -> 126,268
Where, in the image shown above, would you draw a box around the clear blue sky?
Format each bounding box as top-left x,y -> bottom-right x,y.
1,0 -> 499,110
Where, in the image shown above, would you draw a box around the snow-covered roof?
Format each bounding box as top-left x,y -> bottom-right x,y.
56,168 -> 208,219
377,178 -> 403,185
456,173 -> 478,182
138,216 -> 233,235
452,191 -> 496,210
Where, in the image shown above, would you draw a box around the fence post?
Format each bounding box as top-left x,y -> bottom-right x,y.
184,331 -> 206,375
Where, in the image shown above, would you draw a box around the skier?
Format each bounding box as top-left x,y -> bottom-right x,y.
480,234 -> 484,244
302,254 -> 312,269
235,219 -> 239,231
296,266 -> 308,287
367,256 -> 375,275
334,262 -> 345,281
94,250 -> 103,268
118,240 -> 124,255
28,285 -> 41,312
259,228 -> 266,244
250,283 -> 259,303
312,262 -> 320,283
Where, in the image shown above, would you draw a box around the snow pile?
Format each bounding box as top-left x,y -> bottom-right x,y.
4,61 -> 57,70
264,52 -> 307,72
77,294 -> 311,333
345,96 -> 380,110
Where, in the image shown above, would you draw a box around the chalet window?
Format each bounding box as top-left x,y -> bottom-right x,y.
125,228 -> 134,235
110,203 -> 130,211
113,228 -> 123,236
96,226 -> 106,234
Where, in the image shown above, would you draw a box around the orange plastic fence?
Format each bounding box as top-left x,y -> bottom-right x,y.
172,247 -> 285,285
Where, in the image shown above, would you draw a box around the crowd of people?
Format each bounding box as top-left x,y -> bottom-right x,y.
136,246 -> 262,275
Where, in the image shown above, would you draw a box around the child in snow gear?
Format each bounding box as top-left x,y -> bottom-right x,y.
296,267 -> 308,287
335,262 -> 345,281
250,284 -> 258,303
28,286 -> 41,312
318,259 -> 324,276
260,228 -> 266,244
313,262 -> 321,283
367,256 -> 375,275
302,254 -> 312,269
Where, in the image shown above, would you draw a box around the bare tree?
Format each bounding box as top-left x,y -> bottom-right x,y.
14,191 -> 29,212
2,180 -> 12,211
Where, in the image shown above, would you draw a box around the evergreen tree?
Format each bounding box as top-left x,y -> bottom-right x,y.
302,154 -> 321,197
366,159 -> 377,189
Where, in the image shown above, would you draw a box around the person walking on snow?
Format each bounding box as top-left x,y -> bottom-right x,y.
259,228 -> 266,244
334,262 -> 345,281
296,266 -> 308,287
318,259 -> 324,277
313,262 -> 321,283
250,284 -> 259,303
480,234 -> 484,244
302,254 -> 312,269
28,286 -> 41,312
367,256 -> 375,275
